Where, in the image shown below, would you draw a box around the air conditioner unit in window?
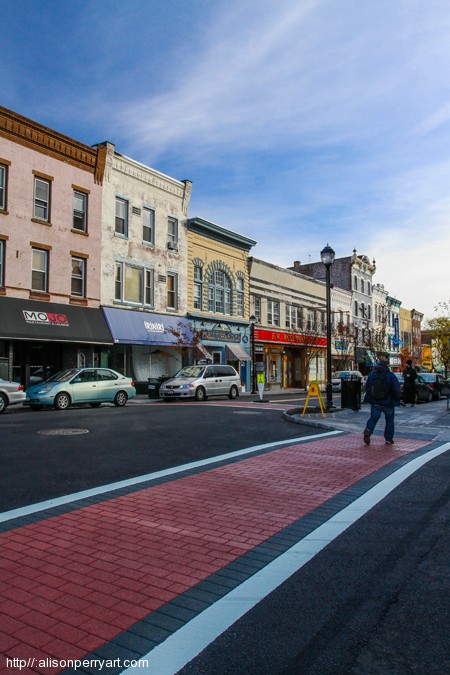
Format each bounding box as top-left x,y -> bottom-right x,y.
167,241 -> 178,251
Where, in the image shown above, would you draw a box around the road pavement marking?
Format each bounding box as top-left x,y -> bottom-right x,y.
0,431 -> 342,523
123,441 -> 450,675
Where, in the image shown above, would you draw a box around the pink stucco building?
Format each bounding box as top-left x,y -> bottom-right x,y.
0,106 -> 112,384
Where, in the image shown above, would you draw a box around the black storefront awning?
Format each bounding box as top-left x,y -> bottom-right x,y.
0,297 -> 113,344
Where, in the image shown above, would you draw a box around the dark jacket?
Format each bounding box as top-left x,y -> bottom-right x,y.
403,365 -> 418,389
364,362 -> 401,407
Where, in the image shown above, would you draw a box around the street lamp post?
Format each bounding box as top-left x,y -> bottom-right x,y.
249,314 -> 257,394
320,244 -> 336,410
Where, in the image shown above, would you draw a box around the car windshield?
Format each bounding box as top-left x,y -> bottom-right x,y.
45,369 -> 80,383
174,366 -> 205,378
394,373 -> 404,381
419,373 -> 434,382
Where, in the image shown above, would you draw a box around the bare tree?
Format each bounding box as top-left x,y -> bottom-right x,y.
166,320 -> 205,365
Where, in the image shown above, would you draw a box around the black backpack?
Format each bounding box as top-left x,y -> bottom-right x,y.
368,371 -> 390,400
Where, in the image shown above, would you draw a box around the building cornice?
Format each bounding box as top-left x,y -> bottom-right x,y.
0,105 -> 105,184
189,217 -> 256,251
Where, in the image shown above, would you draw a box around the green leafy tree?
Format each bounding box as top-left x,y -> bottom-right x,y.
426,316 -> 450,377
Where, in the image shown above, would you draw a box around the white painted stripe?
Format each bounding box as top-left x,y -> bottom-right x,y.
123,442 -> 450,675
0,431 -> 342,523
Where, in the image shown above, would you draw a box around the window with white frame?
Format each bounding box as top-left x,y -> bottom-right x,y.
114,262 -> 154,306
167,272 -> 178,310
73,190 -> 87,232
306,309 -> 315,331
267,300 -> 280,326
34,177 -> 51,222
71,257 -> 86,297
31,248 -> 48,291
0,239 -> 4,286
144,269 -> 154,305
194,265 -> 203,310
0,164 -> 7,211
286,305 -> 300,329
143,207 -> 155,244
209,269 -> 232,314
354,301 -> 358,317
353,274 -> 358,290
115,197 -> 128,236
167,217 -> 178,244
254,296 -> 261,323
236,277 -> 244,317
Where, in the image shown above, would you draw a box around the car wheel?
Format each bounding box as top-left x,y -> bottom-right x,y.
195,386 -> 206,401
0,393 -> 7,414
89,403 -> 101,408
114,391 -> 128,407
228,385 -> 238,400
54,392 -> 71,410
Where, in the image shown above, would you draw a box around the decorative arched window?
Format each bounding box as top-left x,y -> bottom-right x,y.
209,268 -> 233,314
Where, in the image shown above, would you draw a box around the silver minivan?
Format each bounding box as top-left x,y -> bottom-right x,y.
160,365 -> 241,401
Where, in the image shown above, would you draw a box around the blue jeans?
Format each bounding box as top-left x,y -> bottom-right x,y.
366,404 -> 395,442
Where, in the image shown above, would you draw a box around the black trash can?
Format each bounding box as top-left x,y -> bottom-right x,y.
341,376 -> 362,410
148,378 -> 162,399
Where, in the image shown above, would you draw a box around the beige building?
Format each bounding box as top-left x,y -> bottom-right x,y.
400,306 -> 413,353
99,143 -> 192,391
187,217 -> 256,389
331,286 -> 352,370
98,142 -> 193,383
249,257 -> 326,389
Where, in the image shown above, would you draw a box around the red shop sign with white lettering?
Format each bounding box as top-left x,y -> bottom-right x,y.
254,328 -> 327,347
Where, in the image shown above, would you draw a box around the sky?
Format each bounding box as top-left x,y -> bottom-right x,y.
2,0 -> 450,322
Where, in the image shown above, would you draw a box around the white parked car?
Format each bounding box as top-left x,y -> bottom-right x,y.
331,370 -> 363,392
0,378 -> 26,414
160,364 -> 241,401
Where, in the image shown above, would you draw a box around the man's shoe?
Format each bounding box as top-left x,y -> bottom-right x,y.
385,440 -> 394,445
363,429 -> 371,445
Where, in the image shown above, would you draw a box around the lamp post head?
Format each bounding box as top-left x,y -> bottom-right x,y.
249,314 -> 257,324
320,244 -> 335,268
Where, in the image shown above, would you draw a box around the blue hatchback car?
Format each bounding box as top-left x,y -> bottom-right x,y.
24,367 -> 136,411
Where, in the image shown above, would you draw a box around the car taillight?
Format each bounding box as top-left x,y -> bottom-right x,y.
131,381 -> 135,387
18,385 -> 24,391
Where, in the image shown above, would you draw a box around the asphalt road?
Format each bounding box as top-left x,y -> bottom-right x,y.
1,399 -> 448,674
0,399 -> 318,510
180,450 -> 450,675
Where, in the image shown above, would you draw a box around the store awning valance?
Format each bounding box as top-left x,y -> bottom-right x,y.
196,342 -> 213,360
226,343 -> 251,361
0,297 -> 113,344
102,307 -> 193,346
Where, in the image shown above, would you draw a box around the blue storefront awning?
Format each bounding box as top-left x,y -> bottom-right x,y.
102,307 -> 193,346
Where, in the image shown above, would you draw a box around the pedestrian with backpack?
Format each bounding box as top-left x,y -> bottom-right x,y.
363,356 -> 401,445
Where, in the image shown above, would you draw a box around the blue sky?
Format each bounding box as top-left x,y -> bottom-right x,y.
2,0 -> 450,321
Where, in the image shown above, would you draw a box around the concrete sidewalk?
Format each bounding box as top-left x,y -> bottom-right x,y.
285,398 -> 450,442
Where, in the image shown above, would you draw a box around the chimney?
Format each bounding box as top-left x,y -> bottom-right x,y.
293,260 -> 301,271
